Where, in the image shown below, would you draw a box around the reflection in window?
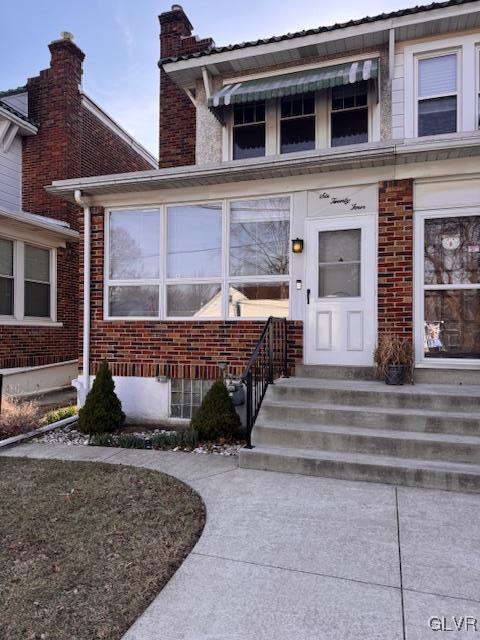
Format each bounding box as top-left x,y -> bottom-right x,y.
25,245 -> 50,317
228,283 -> 289,318
318,229 -> 361,297
0,238 -> 14,316
167,204 -> 222,278
109,285 -> 159,317
109,210 -> 160,279
230,198 -> 290,277
167,283 -> 222,317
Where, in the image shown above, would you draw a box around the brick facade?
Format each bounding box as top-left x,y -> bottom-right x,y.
378,179 -> 414,340
158,6 -> 213,168
0,36 -> 153,370
83,207 -> 303,379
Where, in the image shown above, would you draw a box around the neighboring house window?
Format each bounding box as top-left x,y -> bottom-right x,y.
331,81 -> 368,147
0,237 -> 55,322
106,196 -> 290,320
24,245 -> 50,317
108,209 -> 161,318
417,53 -> 458,137
228,197 -> 290,318
280,93 -> 315,154
0,238 -> 14,316
232,102 -> 266,159
170,379 -> 213,419
166,203 -> 222,318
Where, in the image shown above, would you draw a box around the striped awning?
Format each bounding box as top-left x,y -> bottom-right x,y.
208,59 -> 378,108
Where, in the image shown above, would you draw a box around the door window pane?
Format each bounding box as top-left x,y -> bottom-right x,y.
228,282 -> 289,318
109,285 -> 159,317
109,210 -> 160,279
424,290 -> 480,358
425,216 -> 480,285
167,283 -> 222,317
229,198 -> 290,277
318,229 -> 361,298
167,204 -> 222,278
25,245 -> 50,317
418,96 -> 457,137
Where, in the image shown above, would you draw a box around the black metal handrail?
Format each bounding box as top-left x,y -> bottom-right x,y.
241,316 -> 288,448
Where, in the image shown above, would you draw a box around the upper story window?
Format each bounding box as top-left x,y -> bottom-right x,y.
331,81 -> 368,147
280,93 -> 315,154
417,53 -> 458,137
233,102 -> 266,160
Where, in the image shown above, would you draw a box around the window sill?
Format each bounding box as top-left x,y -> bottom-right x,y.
0,319 -> 63,327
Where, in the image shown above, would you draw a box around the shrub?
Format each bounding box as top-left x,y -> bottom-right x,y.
117,434 -> 146,449
77,360 -> 125,435
89,432 -> 114,447
190,380 -> 241,441
151,429 -> 199,450
0,396 -> 41,439
42,405 -> 77,425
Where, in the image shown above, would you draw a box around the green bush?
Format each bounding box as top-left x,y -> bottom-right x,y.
42,405 -> 77,425
77,360 -> 125,435
151,429 -> 199,450
89,433 -> 114,447
190,380 -> 241,441
117,434 -> 146,449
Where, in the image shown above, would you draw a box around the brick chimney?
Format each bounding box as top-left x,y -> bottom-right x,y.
22,32 -> 85,229
158,5 -> 213,168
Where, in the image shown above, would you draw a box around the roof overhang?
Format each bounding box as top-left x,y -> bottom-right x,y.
0,105 -> 37,136
163,1 -> 480,88
46,134 -> 480,204
0,209 -> 79,245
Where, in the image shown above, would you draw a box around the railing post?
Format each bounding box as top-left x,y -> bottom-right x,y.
245,370 -> 253,448
267,322 -> 274,384
283,318 -> 289,378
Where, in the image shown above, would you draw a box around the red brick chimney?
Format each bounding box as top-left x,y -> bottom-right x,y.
159,5 -> 213,168
22,32 -> 84,229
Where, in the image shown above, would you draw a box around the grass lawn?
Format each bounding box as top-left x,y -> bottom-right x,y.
0,457 -> 205,640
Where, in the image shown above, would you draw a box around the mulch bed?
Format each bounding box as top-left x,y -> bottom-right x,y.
0,457 -> 205,640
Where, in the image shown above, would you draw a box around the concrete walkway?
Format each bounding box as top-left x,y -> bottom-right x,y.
2,442 -> 480,639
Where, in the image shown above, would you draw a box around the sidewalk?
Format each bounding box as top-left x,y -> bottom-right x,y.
1,442 -> 479,639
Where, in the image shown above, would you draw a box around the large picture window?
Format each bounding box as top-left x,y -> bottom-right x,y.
423,215 -> 480,359
417,53 -> 458,137
106,197 -> 291,320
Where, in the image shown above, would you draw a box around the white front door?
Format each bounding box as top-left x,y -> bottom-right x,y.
305,215 -> 376,365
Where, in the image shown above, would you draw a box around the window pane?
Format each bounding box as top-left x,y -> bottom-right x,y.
170,379 -> 212,420
0,277 -> 13,315
425,216 -> 480,285
418,96 -> 456,136
331,108 -> 368,147
318,264 -> 360,298
319,229 -> 361,264
332,82 -> 368,111
233,124 -> 265,160
234,103 -> 265,125
109,210 -> 160,279
280,116 -> 315,154
418,54 -> 456,98
25,245 -> 49,282
109,285 -> 159,317
167,283 -> 222,317
425,290 -> 480,358
228,282 -> 289,318
167,204 -> 222,278
0,238 -> 13,277
230,198 -> 290,277
25,282 -> 50,317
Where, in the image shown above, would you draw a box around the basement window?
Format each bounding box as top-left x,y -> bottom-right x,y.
170,379 -> 213,419
331,81 -> 368,147
232,102 -> 266,160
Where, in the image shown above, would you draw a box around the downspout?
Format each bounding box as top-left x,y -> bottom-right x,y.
74,189 -> 91,406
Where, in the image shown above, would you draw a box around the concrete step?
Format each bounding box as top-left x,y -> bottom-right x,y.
239,445 -> 480,493
271,378 -> 480,412
259,399 -> 480,436
252,422 -> 480,463
295,365 -> 375,380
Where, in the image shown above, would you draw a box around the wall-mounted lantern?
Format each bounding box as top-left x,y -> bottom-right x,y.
291,238 -> 304,254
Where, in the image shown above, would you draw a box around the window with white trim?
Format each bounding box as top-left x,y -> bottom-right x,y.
331,81 -> 369,147
106,197 -> 291,320
280,93 -> 316,154
416,53 -> 458,137
232,102 -> 266,160
0,237 -> 55,321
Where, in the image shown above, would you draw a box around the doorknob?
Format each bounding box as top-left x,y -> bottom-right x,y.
307,288 -> 311,304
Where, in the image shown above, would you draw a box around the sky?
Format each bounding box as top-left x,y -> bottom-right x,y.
1,0 -> 411,157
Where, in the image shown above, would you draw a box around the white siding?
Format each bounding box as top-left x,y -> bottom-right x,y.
1,92 -> 28,117
0,134 -> 22,211
392,50 -> 405,140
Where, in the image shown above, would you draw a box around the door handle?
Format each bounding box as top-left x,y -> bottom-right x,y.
307,288 -> 311,304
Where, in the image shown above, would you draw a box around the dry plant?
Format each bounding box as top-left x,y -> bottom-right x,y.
0,395 -> 41,439
374,334 -> 415,383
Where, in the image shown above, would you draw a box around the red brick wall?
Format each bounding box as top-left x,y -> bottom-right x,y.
84,208 -> 303,379
378,179 -> 414,339
159,7 -> 213,168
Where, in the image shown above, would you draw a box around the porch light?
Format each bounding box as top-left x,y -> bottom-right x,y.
291,238 -> 304,254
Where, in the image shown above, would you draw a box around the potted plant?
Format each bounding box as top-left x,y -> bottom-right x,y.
374,334 -> 414,385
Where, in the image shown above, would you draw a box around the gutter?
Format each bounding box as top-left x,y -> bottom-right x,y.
74,190 -> 91,406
